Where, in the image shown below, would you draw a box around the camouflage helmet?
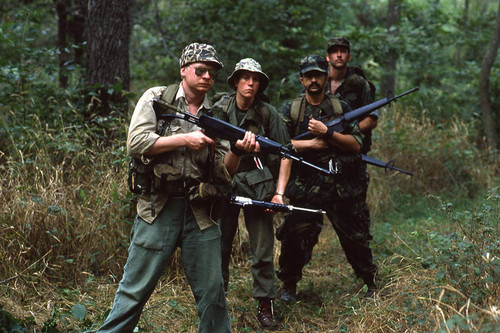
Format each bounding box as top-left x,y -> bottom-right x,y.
227,58 -> 270,93
327,37 -> 350,53
299,55 -> 329,75
179,42 -> 223,69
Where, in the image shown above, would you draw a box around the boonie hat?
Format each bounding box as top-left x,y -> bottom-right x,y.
299,55 -> 329,75
179,43 -> 223,69
227,58 -> 270,93
327,37 -> 351,53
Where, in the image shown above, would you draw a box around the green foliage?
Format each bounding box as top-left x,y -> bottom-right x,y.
1,1 -> 500,331
429,189 -> 500,304
130,0 -> 328,102
0,306 -> 29,333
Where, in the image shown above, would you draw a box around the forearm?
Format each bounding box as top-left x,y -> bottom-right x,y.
223,150 -> 241,176
359,116 -> 377,133
323,131 -> 361,154
291,138 -> 327,152
144,134 -> 189,156
275,158 -> 292,195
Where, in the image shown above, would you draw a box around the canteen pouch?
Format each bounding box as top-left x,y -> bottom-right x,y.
128,157 -> 154,195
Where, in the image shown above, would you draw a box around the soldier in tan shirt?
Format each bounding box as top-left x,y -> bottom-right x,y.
97,43 -> 258,333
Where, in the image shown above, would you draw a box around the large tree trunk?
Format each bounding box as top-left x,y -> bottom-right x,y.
380,0 -> 400,96
86,0 -> 130,116
479,0 -> 500,151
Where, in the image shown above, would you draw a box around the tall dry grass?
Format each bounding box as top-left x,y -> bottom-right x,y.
1,105 -> 498,331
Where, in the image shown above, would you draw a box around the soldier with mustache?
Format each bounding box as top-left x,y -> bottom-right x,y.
275,55 -> 376,303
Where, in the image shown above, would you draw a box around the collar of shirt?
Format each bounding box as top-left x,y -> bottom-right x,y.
175,82 -> 211,114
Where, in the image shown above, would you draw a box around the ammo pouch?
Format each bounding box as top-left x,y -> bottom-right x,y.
232,166 -> 275,201
153,164 -> 183,194
128,157 -> 154,195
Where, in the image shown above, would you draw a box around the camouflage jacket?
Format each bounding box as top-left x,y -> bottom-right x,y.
328,66 -> 376,153
281,95 -> 367,201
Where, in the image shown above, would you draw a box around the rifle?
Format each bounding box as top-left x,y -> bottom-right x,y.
230,195 -> 326,214
152,98 -> 332,175
361,154 -> 413,176
293,86 -> 419,140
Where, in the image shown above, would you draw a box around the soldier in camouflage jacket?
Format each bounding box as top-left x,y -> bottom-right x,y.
276,55 -> 377,303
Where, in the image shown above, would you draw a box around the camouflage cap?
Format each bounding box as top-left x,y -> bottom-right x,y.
327,37 -> 350,53
299,55 -> 329,75
179,42 -> 223,69
227,58 -> 270,93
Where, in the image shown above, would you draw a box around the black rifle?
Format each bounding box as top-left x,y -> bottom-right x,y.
230,196 -> 325,214
152,98 -> 332,175
293,86 -> 419,140
361,154 -> 413,176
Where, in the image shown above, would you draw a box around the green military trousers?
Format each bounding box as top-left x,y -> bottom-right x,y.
97,197 -> 231,333
220,202 -> 277,300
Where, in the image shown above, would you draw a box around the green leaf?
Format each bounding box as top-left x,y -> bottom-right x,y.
71,303 -> 87,321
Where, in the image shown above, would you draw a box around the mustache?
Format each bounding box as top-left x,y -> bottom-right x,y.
308,82 -> 321,89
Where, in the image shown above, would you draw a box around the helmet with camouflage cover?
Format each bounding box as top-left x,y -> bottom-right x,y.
299,55 -> 329,75
179,42 -> 223,69
327,37 -> 350,53
227,58 -> 270,93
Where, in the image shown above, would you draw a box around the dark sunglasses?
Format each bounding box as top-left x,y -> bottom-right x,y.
193,66 -> 218,80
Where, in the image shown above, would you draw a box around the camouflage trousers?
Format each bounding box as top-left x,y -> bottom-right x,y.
276,195 -> 377,287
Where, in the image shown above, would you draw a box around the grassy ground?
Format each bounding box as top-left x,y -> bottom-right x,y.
1,108 -> 498,332
2,202 -> 498,332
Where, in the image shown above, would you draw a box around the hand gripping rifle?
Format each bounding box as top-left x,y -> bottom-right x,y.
292,87 -> 419,176
230,195 -> 326,214
293,86 -> 419,140
152,98 -> 333,175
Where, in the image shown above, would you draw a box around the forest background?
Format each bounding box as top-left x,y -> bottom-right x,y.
0,0 -> 499,332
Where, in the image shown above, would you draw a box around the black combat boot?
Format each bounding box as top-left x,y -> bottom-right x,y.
257,298 -> 277,330
364,275 -> 378,298
280,282 -> 297,303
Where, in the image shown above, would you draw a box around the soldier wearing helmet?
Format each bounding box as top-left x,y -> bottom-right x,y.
97,43 -> 259,333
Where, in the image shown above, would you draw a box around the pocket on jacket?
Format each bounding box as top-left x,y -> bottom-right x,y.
233,166 -> 275,201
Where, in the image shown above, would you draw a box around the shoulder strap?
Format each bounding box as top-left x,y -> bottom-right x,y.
214,92 -> 234,111
327,94 -> 343,117
256,99 -> 270,130
160,84 -> 179,104
290,97 -> 305,137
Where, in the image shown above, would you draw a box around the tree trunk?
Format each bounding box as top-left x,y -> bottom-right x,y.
68,0 -> 87,66
55,0 -> 70,88
86,0 -> 130,116
453,0 -> 469,66
380,0 -> 400,96
479,0 -> 500,150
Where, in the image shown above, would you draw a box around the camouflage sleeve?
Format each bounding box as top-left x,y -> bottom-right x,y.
340,101 -> 364,150
361,80 -> 378,119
